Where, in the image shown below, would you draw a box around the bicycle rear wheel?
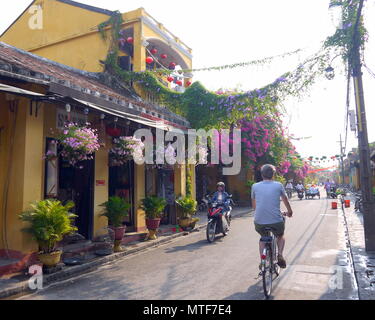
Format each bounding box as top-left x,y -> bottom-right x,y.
262,247 -> 273,299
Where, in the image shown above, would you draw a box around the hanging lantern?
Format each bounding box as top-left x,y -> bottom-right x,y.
126,37 -> 134,44
167,76 -> 174,83
176,80 -> 183,86
161,54 -> 167,59
186,81 -> 192,87
169,62 -> 176,70
146,57 -> 154,64
151,48 -> 158,55
325,66 -> 335,80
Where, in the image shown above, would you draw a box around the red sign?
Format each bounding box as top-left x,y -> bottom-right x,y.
96,180 -> 105,186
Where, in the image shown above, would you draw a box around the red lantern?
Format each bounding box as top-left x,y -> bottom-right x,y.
186,81 -> 192,87
126,37 -> 134,44
161,54 -> 167,59
106,127 -> 121,137
167,76 -> 174,83
169,62 -> 176,70
176,80 -> 183,86
146,57 -> 154,64
151,48 -> 158,55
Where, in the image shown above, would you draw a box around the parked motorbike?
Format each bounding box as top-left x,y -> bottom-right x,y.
354,192 -> 363,212
198,194 -> 211,212
329,187 -> 338,199
206,196 -> 233,243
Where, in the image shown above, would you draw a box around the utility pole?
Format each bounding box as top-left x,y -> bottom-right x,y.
351,0 -> 375,252
338,134 -> 345,185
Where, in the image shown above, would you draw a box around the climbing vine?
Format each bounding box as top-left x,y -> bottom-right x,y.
97,12 -> 335,130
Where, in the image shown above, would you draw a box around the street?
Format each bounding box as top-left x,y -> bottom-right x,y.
17,191 -> 358,300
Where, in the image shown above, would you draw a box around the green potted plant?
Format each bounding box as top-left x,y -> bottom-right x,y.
100,196 -> 130,252
140,196 -> 167,240
19,199 -> 77,267
176,196 -> 199,230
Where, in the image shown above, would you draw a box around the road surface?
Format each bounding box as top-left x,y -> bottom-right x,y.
18,190 -> 358,300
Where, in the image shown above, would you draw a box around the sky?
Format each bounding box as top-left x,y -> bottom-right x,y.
1,0 -> 375,163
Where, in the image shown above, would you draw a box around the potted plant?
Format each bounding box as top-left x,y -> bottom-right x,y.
140,196 -> 167,240
19,199 -> 77,267
176,196 -> 199,231
100,196 -> 130,252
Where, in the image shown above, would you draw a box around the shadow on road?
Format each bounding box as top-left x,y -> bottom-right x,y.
224,277 -> 271,300
164,237 -> 226,254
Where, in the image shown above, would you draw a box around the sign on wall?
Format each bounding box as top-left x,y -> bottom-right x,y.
56,108 -> 86,129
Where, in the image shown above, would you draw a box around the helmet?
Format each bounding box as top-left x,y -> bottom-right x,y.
217,182 -> 225,188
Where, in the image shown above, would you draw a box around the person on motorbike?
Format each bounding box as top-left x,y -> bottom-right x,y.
252,164 -> 293,269
296,182 -> 304,192
211,182 -> 231,221
285,181 -> 293,198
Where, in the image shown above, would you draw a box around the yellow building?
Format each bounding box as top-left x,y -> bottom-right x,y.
0,0 -> 194,275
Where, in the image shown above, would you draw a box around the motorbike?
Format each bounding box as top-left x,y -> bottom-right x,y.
329,187 -> 338,199
286,188 -> 293,199
297,190 -> 304,200
206,196 -> 233,243
354,192 -> 363,212
198,194 -> 211,212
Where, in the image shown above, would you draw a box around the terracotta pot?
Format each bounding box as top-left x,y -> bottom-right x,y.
38,250 -> 62,267
110,226 -> 126,240
146,218 -> 161,230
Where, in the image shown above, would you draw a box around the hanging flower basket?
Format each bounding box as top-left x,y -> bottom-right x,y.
47,122 -> 100,168
109,136 -> 144,166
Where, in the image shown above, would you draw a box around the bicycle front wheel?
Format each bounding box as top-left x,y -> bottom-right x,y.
262,248 -> 273,299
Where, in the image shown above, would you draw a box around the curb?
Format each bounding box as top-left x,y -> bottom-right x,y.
0,208 -> 253,300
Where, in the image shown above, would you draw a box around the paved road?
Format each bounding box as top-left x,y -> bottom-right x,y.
18,190 -> 358,300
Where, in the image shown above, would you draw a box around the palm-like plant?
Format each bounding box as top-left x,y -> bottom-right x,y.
100,196 -> 130,227
175,197 -> 197,218
140,196 -> 167,219
19,199 -> 77,254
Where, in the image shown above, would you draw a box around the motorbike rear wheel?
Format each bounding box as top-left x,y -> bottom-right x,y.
206,221 -> 216,243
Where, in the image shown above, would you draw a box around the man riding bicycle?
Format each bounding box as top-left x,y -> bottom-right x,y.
251,164 -> 293,269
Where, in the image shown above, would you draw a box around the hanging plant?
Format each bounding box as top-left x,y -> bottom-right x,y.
109,136 -> 144,166
52,122 -> 101,167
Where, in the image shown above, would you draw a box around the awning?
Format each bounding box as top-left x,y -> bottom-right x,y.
72,97 -> 188,134
0,83 -> 45,97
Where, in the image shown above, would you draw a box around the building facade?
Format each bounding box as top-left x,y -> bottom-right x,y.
0,0 -> 195,274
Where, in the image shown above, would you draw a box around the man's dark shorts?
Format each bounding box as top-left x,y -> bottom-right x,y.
254,221 -> 285,237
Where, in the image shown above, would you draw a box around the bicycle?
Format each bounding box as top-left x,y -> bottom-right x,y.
258,214 -> 288,299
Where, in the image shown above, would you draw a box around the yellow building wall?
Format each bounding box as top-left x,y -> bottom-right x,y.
0,95 -> 44,253
1,4 -> 192,75
1,0 -> 110,53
